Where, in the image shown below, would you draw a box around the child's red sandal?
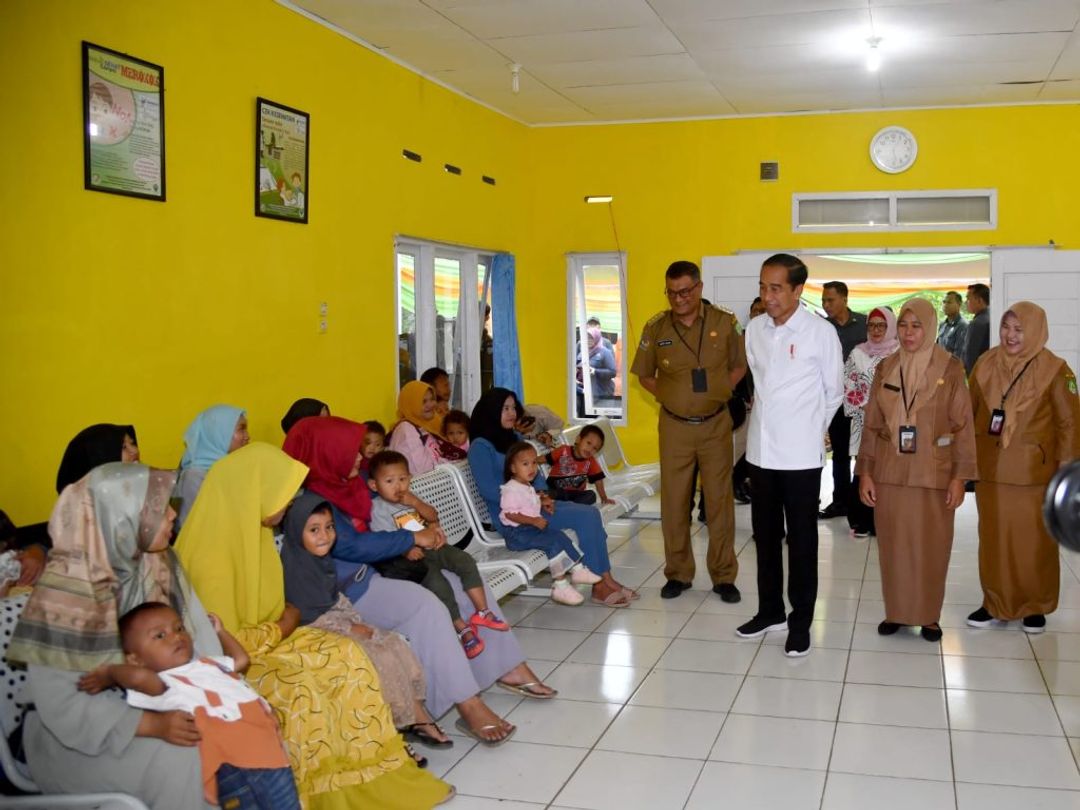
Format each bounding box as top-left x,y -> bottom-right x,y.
469,609 -> 510,632
459,627 -> 485,659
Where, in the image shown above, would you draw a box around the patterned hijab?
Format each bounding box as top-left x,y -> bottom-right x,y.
973,302 -> 1062,448
395,381 -> 445,438
9,463 -> 217,672
280,492 -> 338,625
854,307 -> 899,359
282,416 -> 372,530
55,424 -> 136,493
175,443 -> 308,633
180,404 -> 245,471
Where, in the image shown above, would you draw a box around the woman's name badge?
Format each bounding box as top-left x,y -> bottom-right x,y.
989,409 -> 1006,436
899,425 -> 917,454
691,367 -> 708,393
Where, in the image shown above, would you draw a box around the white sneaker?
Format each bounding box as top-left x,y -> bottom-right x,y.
569,564 -> 602,585
548,551 -> 574,579
551,580 -> 584,606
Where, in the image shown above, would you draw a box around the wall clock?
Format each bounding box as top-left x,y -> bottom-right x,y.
870,126 -> 917,174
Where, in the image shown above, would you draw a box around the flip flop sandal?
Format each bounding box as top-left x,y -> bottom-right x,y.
591,589 -> 632,608
495,680 -> 558,699
454,717 -> 516,747
401,722 -> 455,749
621,588 -> 641,601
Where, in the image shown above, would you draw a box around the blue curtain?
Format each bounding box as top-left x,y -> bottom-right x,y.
491,252 -> 524,400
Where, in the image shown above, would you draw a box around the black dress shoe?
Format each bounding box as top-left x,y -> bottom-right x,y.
660,579 -> 692,599
817,502 -> 847,519
713,583 -> 741,603
920,624 -> 943,642
877,621 -> 901,636
733,482 -> 751,505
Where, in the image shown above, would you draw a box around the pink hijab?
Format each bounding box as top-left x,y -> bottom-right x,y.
855,306 -> 898,358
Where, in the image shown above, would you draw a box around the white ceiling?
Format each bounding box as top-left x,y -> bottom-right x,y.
286,0 -> 1080,124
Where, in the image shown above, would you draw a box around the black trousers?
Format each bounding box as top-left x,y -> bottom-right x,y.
827,411 -> 852,507
749,464 -> 822,633
848,474 -> 876,534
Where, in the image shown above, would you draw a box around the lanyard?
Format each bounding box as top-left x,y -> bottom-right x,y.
669,310 -> 706,365
899,365 -> 917,419
1000,356 -> 1037,408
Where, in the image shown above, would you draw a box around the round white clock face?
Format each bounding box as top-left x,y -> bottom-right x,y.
870,126 -> 917,173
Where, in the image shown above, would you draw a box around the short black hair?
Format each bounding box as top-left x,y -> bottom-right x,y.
443,409 -> 470,431
944,290 -> 962,305
119,601 -> 174,652
751,296 -> 762,305
578,424 -> 605,447
665,260 -> 701,284
762,253 -> 808,288
823,281 -> 848,298
503,441 -> 537,482
420,367 -> 449,386
363,420 -> 387,437
967,283 -> 990,304
369,449 -> 410,478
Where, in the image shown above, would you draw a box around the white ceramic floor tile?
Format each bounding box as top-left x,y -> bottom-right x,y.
444,741 -> 587,803
850,620 -> 942,655
502,697 -> 620,748
510,627 -> 590,661
710,713 -> 835,770
952,730 -> 1080,789
1041,660 -> 1080,696
1031,631 -> 1080,662
822,772 -> 956,810
422,734 -> 477,778
629,668 -> 742,713
761,620 -> 856,651
940,628 -> 1037,659
565,631 -> 671,668
446,798 -> 545,810
1053,695 -> 1080,737
846,650 -> 944,688
679,612 -> 765,642
956,782 -> 1080,810
731,676 -> 844,721
623,585 -> 707,613
553,749 -> 702,810
543,661 -> 649,703
597,607 -> 690,637
839,683 -> 948,729
655,638 -> 760,675
498,596 -> 544,625
685,761 -> 826,810
749,645 -> 849,682
831,722 -> 953,781
596,704 -> 726,759
947,689 -> 1064,735
516,603 -> 614,632
943,654 -> 1049,693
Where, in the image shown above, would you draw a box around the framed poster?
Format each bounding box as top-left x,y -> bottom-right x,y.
255,97 -> 309,223
82,41 -> 165,200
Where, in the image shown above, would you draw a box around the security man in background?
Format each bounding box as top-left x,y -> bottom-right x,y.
632,260 -> 747,601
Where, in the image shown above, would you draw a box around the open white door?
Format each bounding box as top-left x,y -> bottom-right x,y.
991,248 -> 1080,372
702,253 -> 775,322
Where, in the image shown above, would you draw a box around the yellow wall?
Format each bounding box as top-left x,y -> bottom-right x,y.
521,107 -> 1080,463
0,0 -> 529,522
5,0 -> 1080,521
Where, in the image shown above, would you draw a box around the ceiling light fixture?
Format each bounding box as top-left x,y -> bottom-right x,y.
584,195 -> 613,204
511,63 -> 521,94
866,37 -> 882,72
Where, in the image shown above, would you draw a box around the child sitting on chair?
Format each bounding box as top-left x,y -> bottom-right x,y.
442,410 -> 471,452
359,420 -> 387,476
500,441 -> 602,606
367,450 -> 509,658
78,602 -> 299,809
544,425 -> 617,507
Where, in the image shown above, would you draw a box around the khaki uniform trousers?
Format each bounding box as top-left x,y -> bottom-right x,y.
658,408 -> 738,584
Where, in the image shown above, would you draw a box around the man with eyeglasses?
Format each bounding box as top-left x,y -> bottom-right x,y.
631,260 -> 746,602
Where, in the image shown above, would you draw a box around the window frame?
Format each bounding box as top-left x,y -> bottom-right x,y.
792,189 -> 997,233
566,251 -> 629,427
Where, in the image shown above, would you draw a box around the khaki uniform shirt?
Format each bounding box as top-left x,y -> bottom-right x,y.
631,304 -> 745,418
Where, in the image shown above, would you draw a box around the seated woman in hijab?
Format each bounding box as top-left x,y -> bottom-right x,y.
284,416 -> 556,746
9,463 -> 221,809
280,398 -> 329,435
55,423 -> 141,493
469,388 -> 635,607
388,381 -> 466,475
176,442 -> 452,808
174,405 -> 249,530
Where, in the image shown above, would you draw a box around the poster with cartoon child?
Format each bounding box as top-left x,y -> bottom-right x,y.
255,98 -> 309,223
82,42 -> 164,200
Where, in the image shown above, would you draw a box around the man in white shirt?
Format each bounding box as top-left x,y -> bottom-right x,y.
736,254 -> 843,657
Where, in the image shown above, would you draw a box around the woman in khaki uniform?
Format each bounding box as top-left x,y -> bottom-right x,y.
857,298 -> 977,642
967,302 -> 1080,633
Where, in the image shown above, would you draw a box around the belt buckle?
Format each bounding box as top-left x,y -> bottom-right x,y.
686,415 -> 705,424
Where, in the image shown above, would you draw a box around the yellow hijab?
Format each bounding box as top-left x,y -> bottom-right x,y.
973,301 -> 1062,448
175,442 -> 308,633
882,298 -> 952,450
395,380 -> 445,438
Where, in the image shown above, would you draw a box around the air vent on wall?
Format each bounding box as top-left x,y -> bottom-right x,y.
482,175 -> 496,186
444,163 -> 462,175
760,162 -> 779,181
402,149 -> 422,162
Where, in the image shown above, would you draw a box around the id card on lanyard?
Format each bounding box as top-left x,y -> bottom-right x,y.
899,366 -> 917,454
990,356 -> 1036,437
670,312 -> 708,393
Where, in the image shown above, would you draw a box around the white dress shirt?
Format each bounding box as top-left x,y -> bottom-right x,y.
746,304 -> 844,470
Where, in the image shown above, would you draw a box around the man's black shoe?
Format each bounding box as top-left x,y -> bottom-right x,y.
660,580 -> 692,599
733,482 -> 751,504
817,502 -> 847,519
713,583 -> 741,603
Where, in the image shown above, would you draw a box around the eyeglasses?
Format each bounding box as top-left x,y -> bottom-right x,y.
664,282 -> 701,300
867,322 -> 888,331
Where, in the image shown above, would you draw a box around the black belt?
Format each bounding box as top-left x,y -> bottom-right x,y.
663,404 -> 726,424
